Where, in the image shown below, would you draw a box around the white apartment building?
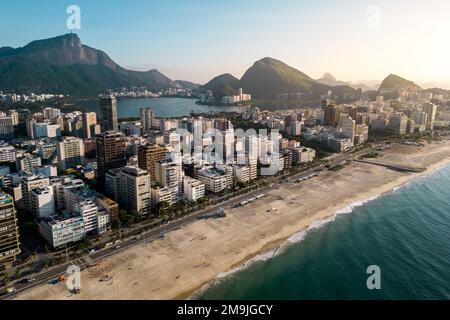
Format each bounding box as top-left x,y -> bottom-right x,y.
109,166 -> 152,216
75,199 -> 99,234
15,174 -> 50,211
234,165 -> 250,184
245,135 -> 261,160
247,156 -> 258,181
33,123 -> 61,138
221,88 -> 252,105
163,130 -> 181,152
183,177 -> 205,202
31,186 -> 55,219
39,214 -> 86,248
422,103 -> 437,129
8,110 -> 19,126
140,107 -> 155,132
0,143 -> 16,163
57,137 -> 85,171
16,155 -> 42,172
151,185 -> 174,207
155,160 -> 183,191
97,210 -> 111,235
160,119 -> 178,132
328,137 -> 353,152
60,178 -> 85,212
33,165 -> 58,177
194,166 -> 231,194
290,121 -> 303,136
340,115 -> 356,145
43,107 -> 61,120
218,129 -> 235,163
119,121 -> 142,136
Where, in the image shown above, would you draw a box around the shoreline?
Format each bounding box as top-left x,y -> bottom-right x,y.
186,154 -> 450,299
15,141 -> 450,300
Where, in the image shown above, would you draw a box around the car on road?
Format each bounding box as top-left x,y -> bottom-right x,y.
6,287 -> 16,294
48,279 -> 60,286
115,245 -> 121,249
16,278 -> 29,285
27,278 -> 36,283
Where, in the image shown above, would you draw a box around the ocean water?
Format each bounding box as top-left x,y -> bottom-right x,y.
197,164 -> 450,300
83,97 -> 243,118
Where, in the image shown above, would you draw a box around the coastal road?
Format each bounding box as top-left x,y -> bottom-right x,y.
1,147 -> 372,299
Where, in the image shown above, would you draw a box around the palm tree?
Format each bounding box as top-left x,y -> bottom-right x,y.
157,201 -> 171,234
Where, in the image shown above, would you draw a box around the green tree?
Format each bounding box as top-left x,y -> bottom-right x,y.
111,219 -> 122,230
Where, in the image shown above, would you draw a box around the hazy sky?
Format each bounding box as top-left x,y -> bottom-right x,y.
1,0 -> 449,87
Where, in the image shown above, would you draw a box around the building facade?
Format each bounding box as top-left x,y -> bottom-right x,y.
0,193 -> 21,262
99,96 -> 118,132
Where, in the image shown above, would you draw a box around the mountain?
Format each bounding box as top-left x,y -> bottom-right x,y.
239,57 -> 318,99
420,82 -> 438,90
316,73 -> 380,92
322,72 -> 336,81
203,57 -> 359,102
316,72 -> 348,87
0,34 -> 181,97
200,73 -> 240,101
353,80 -> 381,92
174,80 -> 201,90
356,79 -> 382,89
378,74 -> 422,93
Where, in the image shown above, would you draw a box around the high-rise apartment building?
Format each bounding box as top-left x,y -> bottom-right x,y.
290,121 -> 303,136
14,174 -> 50,211
106,166 -> 152,216
99,96 -> 118,132
16,154 -> 42,172
137,144 -> 167,181
214,119 -> 233,132
388,114 -> 408,135
324,104 -> 341,127
43,107 -> 61,120
31,186 -> 55,219
0,193 -> 21,262
74,199 -> 99,234
183,177 -> 205,202
422,103 -> 437,129
340,115 -> 356,145
411,111 -> 428,126
82,111 -> 99,140
155,160 -> 182,187
95,196 -> 119,222
140,107 -> 155,133
95,131 -> 127,186
0,116 -> 14,140
57,137 -> 85,172
8,110 -> 19,126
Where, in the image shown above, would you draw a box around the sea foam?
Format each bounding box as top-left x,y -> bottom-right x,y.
205,193 -> 384,285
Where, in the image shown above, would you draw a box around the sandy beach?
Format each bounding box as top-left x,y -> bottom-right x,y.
16,140 -> 450,300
